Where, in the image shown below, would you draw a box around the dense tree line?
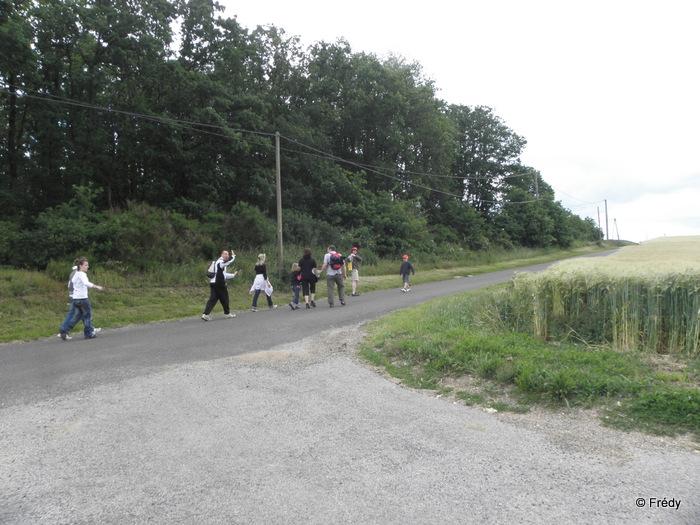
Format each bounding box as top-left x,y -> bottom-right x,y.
0,0 -> 600,269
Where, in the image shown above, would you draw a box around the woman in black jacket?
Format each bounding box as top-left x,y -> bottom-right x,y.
298,248 -> 319,309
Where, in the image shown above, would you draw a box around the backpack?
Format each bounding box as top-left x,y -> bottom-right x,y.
329,253 -> 344,270
67,270 -> 77,295
205,260 -> 217,278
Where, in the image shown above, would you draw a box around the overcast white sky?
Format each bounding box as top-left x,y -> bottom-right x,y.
220,0 -> 700,243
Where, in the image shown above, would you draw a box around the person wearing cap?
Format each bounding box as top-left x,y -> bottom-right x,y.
346,246 -> 363,296
399,254 -> 415,292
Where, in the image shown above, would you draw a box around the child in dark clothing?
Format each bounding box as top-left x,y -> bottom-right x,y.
289,262 -> 302,310
399,254 -> 415,292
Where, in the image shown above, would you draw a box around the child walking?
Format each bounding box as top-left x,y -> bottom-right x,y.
289,262 -> 302,310
399,254 -> 415,292
59,256 -> 104,339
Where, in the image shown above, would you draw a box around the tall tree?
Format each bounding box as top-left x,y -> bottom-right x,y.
449,105 -> 526,218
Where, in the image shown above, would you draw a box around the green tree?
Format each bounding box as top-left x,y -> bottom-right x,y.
449,105 -> 527,219
0,0 -> 37,214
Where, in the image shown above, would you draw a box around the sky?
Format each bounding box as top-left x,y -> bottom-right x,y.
219,0 -> 700,243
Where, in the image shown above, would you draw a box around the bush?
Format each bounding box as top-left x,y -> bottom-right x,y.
282,209 -> 340,247
110,202 -> 206,269
22,185 -> 120,269
206,202 -> 277,250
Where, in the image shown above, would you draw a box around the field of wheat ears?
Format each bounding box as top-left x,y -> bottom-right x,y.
361,236 -> 700,441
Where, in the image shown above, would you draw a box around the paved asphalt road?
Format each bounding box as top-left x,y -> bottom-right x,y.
1,251 -> 698,524
0,259 -> 566,407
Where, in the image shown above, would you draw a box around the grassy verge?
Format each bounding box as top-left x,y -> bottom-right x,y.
359,290 -> 700,441
0,243 -> 612,344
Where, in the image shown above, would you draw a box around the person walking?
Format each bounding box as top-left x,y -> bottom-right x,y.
399,254 -> 415,292
201,249 -> 238,321
57,261 -> 79,340
346,246 -> 363,296
320,245 -> 346,308
298,248 -> 318,309
250,253 -> 277,312
59,256 -> 104,340
289,262 -> 302,310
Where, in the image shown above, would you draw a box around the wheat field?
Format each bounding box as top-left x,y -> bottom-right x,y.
503,236 -> 700,356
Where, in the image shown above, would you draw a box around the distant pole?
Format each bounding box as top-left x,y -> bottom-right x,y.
597,206 -> 602,244
604,199 -> 609,241
533,172 -> 539,199
276,132 -> 283,279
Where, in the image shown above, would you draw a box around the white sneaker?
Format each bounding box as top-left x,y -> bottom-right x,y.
269,305 -> 278,309
58,332 -> 73,341
93,327 -> 102,334
201,314 -> 212,321
224,313 -> 236,318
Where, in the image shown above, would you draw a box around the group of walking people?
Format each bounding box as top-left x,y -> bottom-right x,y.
58,246 -> 415,338
199,244 -> 418,319
201,245 -> 366,319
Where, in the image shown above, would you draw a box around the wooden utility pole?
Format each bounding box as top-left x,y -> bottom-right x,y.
275,132 -> 283,279
604,199 -> 609,241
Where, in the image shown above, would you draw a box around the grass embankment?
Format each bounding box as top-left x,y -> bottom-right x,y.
0,242 -> 610,344
360,237 -> 700,442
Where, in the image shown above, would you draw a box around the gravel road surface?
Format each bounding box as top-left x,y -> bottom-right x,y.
1,254 -> 698,524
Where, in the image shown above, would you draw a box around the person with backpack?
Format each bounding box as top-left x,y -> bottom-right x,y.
319,245 -> 346,308
201,249 -> 238,321
59,256 -> 104,340
399,254 -> 415,292
298,247 -> 319,309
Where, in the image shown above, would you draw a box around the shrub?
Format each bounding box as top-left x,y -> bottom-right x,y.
202,202 -> 277,249
110,202 -> 206,269
24,184 -> 120,268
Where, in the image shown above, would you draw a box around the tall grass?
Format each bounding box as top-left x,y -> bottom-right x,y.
501,237 -> 700,356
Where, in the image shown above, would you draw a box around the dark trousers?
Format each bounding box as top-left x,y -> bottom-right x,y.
252,289 -> 273,308
204,283 -> 230,315
301,278 -> 316,297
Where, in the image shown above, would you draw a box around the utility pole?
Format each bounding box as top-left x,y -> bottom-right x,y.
275,132 -> 283,279
533,171 -> 539,199
597,206 -> 602,244
604,199 -> 609,241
